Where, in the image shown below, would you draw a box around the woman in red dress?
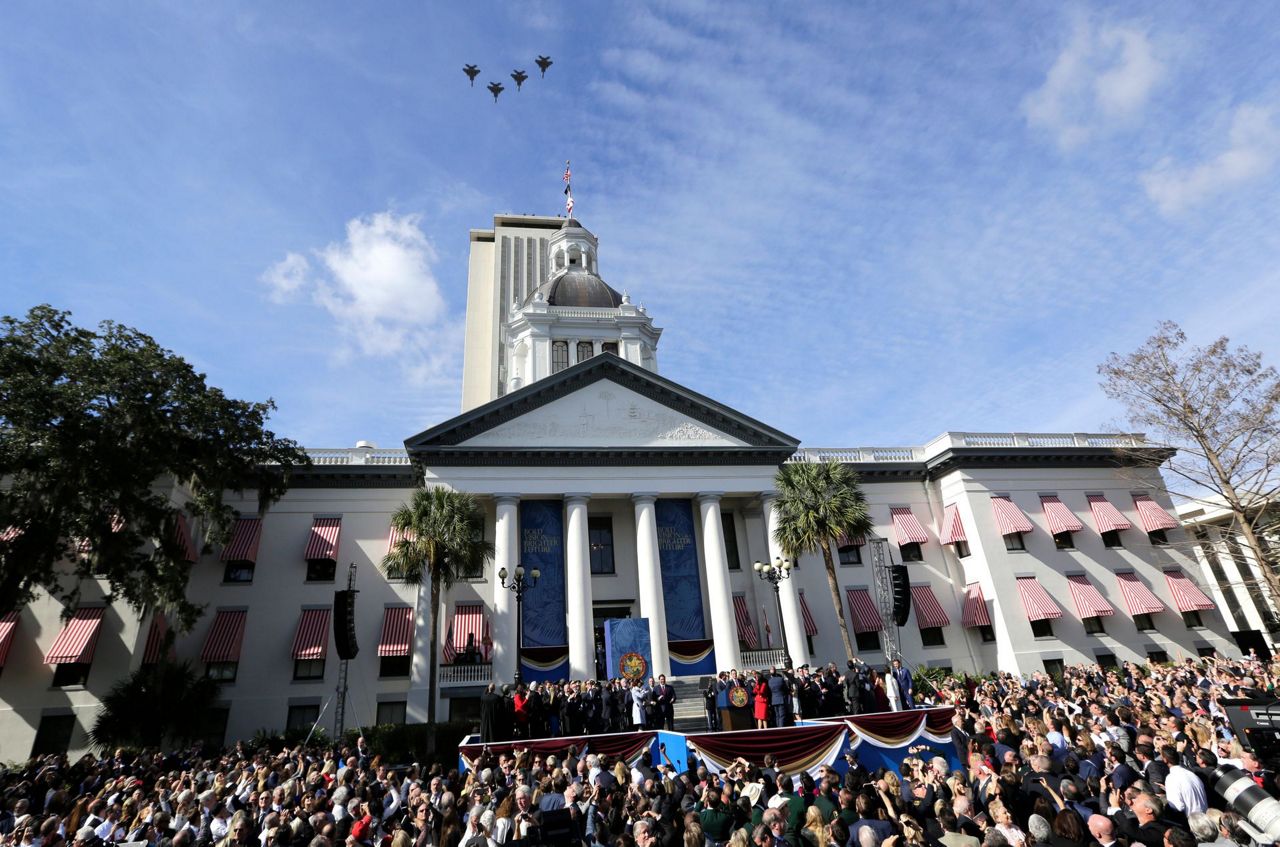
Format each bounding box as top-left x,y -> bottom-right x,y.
753,674 -> 769,729
512,686 -> 529,739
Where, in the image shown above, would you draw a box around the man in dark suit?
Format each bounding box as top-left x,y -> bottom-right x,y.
950,713 -> 971,763
480,682 -> 502,742
655,674 -> 676,730
768,667 -> 789,727
892,658 -> 915,709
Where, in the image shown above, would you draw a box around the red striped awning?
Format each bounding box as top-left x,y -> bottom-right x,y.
143,611 -> 169,664
1016,577 -> 1063,621
798,590 -> 819,636
939,504 -> 967,545
911,584 -> 950,629
1040,495 -> 1084,534
1133,495 -> 1179,532
220,518 -> 262,563
378,606 -> 414,657
175,515 -> 197,563
961,583 -> 991,628
845,588 -> 883,633
1067,574 -> 1115,618
835,530 -> 865,548
0,526 -> 20,542
44,607 -> 105,664
891,507 -> 929,546
991,496 -> 1034,535
1116,572 -> 1167,615
1165,570 -> 1215,612
387,524 -> 415,554
291,608 -> 330,660
1087,495 -> 1133,534
732,595 -> 760,649
201,609 -> 247,662
444,603 -> 488,662
304,518 -> 341,562
0,612 -> 19,667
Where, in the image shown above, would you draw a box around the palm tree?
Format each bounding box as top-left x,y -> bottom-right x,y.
89,660 -> 220,748
773,461 -> 873,663
381,487 -> 493,724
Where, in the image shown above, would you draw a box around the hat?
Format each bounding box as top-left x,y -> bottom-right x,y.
198,790 -> 216,804
1028,815 -> 1051,842
741,783 -> 764,807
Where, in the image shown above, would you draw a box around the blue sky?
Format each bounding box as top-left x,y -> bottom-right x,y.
2,2 -> 1279,450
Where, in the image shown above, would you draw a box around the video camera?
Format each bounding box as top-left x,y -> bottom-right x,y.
1220,698 -> 1280,764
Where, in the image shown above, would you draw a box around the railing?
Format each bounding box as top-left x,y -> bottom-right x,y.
439,663 -> 493,685
548,306 -> 626,319
789,447 -> 922,463
304,448 -> 411,466
740,648 -> 789,670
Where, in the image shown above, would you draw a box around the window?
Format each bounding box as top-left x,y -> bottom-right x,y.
1004,533 -> 1026,552
1096,652 -> 1118,669
552,341 -> 569,373
293,659 -> 325,681
1101,530 -> 1123,549
1031,619 -> 1055,638
855,631 -> 881,652
576,341 -> 593,363
206,661 -> 239,682
1148,529 -> 1169,546
30,714 -> 76,757
223,561 -> 254,583
1133,613 -> 1155,631
805,634 -> 816,655
899,542 -> 923,563
601,341 -> 618,355
51,663 -> 90,688
1196,645 -> 1217,658
979,625 -> 996,643
379,655 -> 411,678
201,707 -> 230,750
953,539 -> 972,559
722,513 -> 741,570
1148,650 -> 1169,664
376,700 -> 408,725
1053,532 -> 1075,550
1083,616 -> 1106,635
1043,658 -> 1065,678
589,517 -> 615,575
838,544 -> 862,565
286,704 -> 320,733
920,627 -> 946,647
306,559 -> 336,582
1182,610 -> 1204,628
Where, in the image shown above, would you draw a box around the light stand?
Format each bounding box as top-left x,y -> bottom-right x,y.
498,564 -> 540,686
752,556 -> 794,670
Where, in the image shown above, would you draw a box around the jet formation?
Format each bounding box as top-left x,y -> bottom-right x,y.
464,56 -> 552,103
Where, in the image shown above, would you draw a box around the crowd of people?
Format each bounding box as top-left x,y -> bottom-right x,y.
2,653 -> 1279,847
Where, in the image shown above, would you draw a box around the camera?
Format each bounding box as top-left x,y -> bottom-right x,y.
1211,765 -> 1280,843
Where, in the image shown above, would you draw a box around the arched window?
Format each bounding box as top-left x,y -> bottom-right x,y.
568,246 -> 582,267
552,341 -> 569,373
601,341 -> 618,355
555,250 -> 565,270
576,341 -> 594,363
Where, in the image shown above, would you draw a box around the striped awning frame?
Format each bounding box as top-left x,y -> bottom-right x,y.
961,583 -> 991,628
845,588 -> 883,634
1016,577 -> 1063,621
732,594 -> 760,649
798,590 -> 819,636
304,518 -> 342,562
1116,572 -> 1167,616
835,530 -> 865,548
1040,495 -> 1084,535
291,608 -> 331,660
378,606 -> 414,657
1087,494 -> 1133,534
1165,570 -> 1215,612
1133,495 -> 1179,532
444,603 -> 488,662
220,518 -> 262,563
44,607 -> 105,664
175,515 -> 197,563
910,584 -> 951,629
0,612 -> 20,666
201,609 -> 247,662
143,611 -> 170,664
1067,574 -> 1115,618
939,504 -> 968,545
890,507 -> 929,546
387,525 -> 416,554
991,495 -> 1034,535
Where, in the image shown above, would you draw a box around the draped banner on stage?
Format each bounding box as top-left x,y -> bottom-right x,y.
605,618 -> 652,680
520,501 -> 568,680
686,723 -> 848,778
669,638 -> 716,677
656,499 -> 705,641
460,730 -> 656,772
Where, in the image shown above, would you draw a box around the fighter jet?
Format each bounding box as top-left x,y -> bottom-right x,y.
463,64 -> 480,86
511,69 -> 528,91
535,55 -> 553,77
487,81 -> 504,102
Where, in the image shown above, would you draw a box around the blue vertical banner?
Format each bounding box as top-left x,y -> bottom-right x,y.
520,500 -> 566,648
656,499 -> 706,640
605,618 -> 653,680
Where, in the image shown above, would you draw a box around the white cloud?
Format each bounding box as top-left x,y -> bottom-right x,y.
1023,18 -> 1164,150
260,251 -> 310,303
1142,104 -> 1280,215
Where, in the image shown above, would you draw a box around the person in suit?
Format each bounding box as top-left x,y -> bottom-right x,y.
631,678 -> 650,730
1111,791 -> 1169,847
479,682 -> 502,743
655,674 -> 676,731
892,658 -> 915,710
939,808 -> 981,847
768,667 -> 789,728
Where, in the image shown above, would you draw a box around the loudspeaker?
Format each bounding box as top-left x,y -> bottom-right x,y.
334,589 -> 359,660
890,565 -> 911,627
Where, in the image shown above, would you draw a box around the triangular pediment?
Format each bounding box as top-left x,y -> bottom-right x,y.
405,355 -> 798,466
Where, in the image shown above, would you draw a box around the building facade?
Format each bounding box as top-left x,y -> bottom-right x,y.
0,214 -> 1238,757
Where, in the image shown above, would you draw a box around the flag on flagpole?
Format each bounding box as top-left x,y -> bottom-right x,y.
563,159 -> 575,216
762,606 -> 773,648
442,622 -> 456,664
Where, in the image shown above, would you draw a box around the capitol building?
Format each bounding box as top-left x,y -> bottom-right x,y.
0,213 -> 1242,756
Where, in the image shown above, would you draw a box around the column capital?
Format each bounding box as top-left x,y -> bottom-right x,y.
631,492 -> 660,505
493,494 -> 521,506
563,493 -> 592,505
695,492 -> 725,505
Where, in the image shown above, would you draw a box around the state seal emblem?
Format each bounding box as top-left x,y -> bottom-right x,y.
728,685 -> 750,708
620,651 -> 647,681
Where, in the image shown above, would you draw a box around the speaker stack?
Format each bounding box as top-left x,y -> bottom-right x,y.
890,564 -> 912,626
333,589 -> 359,660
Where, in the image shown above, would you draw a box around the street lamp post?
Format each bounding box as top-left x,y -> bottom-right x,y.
498,564 -> 540,687
753,556 -> 794,670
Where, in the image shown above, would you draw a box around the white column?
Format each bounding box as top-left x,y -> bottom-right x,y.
565,494 -> 595,679
492,495 -> 519,684
632,493 -> 670,676
698,493 -> 741,671
762,494 -> 810,668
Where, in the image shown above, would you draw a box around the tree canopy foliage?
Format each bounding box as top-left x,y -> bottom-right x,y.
88,660 -> 221,749
0,305 -> 310,627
